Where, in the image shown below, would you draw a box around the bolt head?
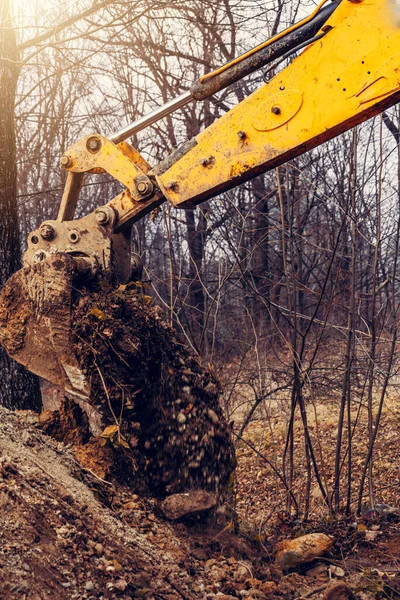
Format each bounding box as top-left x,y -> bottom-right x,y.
95,210 -> 109,225
137,181 -> 149,194
68,229 -> 80,243
86,137 -> 101,153
271,106 -> 281,115
60,155 -> 71,168
40,224 -> 55,240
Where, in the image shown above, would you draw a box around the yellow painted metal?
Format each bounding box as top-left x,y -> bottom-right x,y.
62,135 -> 145,194
156,0 -> 400,208
59,135 -> 163,228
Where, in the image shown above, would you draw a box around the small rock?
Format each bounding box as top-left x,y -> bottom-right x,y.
85,581 -> 95,591
233,563 -> 252,583
275,533 -> 332,570
160,490 -> 217,520
205,559 -> 218,569
260,582 -> 277,594
245,578 -> 261,589
329,565 -> 345,578
247,589 -> 266,599
94,542 -> 104,556
209,566 -> 226,582
306,563 -> 327,577
114,578 -> 128,592
207,409 -> 219,424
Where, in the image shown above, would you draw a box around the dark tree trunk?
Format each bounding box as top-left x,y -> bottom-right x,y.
0,1 -> 41,411
250,176 -> 272,333
185,209 -> 206,343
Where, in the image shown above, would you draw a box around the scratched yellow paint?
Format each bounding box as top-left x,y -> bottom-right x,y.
65,135 -> 143,193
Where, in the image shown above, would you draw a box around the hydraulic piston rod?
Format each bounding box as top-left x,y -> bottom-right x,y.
110,91 -> 193,144
110,0 -> 341,145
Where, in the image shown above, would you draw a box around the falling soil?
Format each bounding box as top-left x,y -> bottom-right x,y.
65,285 -> 235,498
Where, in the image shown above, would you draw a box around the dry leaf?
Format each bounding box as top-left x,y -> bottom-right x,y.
100,425 -> 119,439
89,307 -> 109,320
118,433 -> 130,449
113,559 -> 123,572
365,530 -> 381,542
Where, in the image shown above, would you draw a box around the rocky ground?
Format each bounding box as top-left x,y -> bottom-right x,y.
0,407 -> 399,600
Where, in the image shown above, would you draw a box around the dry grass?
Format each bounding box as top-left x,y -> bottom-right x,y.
234,391 -> 400,534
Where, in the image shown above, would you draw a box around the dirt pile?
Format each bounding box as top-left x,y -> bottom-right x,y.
2,408 -> 400,599
0,407 -> 279,600
32,284 -> 235,499
0,407 -> 190,599
65,285 -> 235,498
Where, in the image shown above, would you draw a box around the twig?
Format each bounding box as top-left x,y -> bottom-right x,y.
70,457 -> 113,487
166,575 -> 195,600
233,431 -> 299,516
95,361 -> 119,427
301,584 -> 329,598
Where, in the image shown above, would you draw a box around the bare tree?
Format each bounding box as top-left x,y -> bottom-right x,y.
0,0 -> 41,410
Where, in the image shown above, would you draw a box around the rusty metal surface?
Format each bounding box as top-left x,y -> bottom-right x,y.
61,134 -> 153,202
0,255 -> 89,398
58,135 -> 166,233
24,210 -> 132,285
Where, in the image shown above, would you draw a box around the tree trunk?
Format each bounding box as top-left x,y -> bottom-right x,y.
0,1 -> 41,411
185,209 -> 207,345
250,176 -> 271,334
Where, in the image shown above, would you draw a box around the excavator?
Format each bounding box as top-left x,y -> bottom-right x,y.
0,0 -> 399,400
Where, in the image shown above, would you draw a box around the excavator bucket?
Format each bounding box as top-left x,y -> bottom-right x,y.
0,254 -> 89,399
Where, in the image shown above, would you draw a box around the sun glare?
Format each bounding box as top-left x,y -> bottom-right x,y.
386,0 -> 400,26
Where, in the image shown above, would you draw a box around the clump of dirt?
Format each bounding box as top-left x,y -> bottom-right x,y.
68,286 -> 235,498
39,396 -> 91,446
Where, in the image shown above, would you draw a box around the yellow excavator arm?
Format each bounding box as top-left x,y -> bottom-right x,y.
56,0 -> 400,219
1,0 -> 400,396
159,0 -> 400,207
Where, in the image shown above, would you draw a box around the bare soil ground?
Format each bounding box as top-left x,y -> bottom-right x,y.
0,403 -> 399,600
